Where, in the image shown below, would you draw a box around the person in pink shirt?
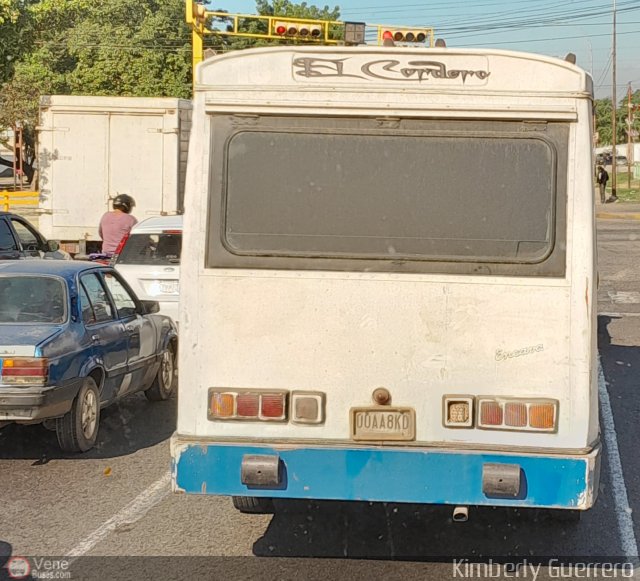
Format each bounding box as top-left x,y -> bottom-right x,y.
99,194 -> 138,255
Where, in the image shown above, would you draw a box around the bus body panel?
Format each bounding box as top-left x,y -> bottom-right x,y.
174,47 -> 599,510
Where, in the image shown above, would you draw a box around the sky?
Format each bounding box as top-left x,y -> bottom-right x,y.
214,0 -> 640,100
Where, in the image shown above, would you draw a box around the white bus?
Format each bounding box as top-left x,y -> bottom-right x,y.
171,45 -> 599,518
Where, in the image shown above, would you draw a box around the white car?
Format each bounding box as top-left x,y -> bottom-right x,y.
112,215 -> 182,323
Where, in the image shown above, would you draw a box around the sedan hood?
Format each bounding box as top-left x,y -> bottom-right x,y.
0,325 -> 64,350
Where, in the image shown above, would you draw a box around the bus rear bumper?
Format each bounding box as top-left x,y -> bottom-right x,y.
170,436 -> 601,510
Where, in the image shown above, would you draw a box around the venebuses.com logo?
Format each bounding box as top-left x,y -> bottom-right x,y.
6,557 -> 71,580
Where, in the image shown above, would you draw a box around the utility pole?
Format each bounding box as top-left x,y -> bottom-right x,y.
611,0 -> 617,199
628,82 -> 632,190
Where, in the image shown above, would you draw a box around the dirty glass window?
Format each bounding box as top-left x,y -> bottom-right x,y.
115,233 -> 182,265
0,276 -> 66,324
103,272 -> 137,319
223,131 -> 555,263
81,273 -> 115,324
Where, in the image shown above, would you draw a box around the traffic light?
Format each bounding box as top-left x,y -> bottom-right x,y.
381,28 -> 429,43
274,21 -> 322,38
188,1 -> 207,28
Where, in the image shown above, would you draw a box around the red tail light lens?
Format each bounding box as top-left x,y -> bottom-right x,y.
505,402 -> 527,427
480,401 -> 503,426
109,232 -> 130,266
1,358 -> 48,385
261,393 -> 286,419
236,393 -> 259,418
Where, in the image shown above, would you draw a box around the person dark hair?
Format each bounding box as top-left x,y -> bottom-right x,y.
112,194 -> 136,214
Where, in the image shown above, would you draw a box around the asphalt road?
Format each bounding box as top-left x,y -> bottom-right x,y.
1,217 -> 639,580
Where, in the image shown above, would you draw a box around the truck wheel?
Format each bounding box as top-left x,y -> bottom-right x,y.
145,345 -> 176,402
56,377 -> 100,453
232,496 -> 275,514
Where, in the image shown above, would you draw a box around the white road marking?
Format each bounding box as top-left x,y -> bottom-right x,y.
598,361 -> 638,558
66,471 -> 171,559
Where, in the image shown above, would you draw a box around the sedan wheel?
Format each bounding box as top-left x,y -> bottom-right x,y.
56,377 -> 101,453
145,344 -> 176,402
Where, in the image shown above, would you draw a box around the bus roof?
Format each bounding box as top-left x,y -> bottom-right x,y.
196,45 -> 592,96
195,46 -> 591,120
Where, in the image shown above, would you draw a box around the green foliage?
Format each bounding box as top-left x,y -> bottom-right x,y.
0,0 -> 193,168
594,90 -> 640,147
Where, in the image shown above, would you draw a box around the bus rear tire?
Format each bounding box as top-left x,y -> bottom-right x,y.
232,496 -> 275,514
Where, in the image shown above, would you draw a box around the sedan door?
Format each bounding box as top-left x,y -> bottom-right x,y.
79,273 -> 128,402
100,270 -> 157,393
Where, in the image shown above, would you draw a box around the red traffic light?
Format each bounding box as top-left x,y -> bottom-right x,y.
275,24 -> 287,35
382,30 -> 393,41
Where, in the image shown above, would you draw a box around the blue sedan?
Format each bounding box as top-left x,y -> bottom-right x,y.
0,261 -> 177,452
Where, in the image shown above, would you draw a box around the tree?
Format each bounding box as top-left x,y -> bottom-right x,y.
594,90 -> 640,148
0,0 -> 192,183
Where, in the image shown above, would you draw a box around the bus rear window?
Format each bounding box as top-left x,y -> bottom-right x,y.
209,118 -> 567,276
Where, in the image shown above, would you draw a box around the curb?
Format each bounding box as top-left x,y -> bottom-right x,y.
596,212 -> 640,221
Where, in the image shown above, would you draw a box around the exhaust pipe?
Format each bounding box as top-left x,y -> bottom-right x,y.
452,506 -> 469,522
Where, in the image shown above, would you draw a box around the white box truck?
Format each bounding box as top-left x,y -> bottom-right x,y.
37,95 -> 192,254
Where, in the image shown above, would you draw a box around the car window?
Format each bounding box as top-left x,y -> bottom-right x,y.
78,283 -> 96,325
0,276 -> 66,323
103,272 -> 138,319
80,273 -> 115,324
0,220 -> 17,253
10,219 -> 41,253
115,232 -> 182,265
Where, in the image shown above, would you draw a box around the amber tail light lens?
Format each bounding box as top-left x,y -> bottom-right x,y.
529,404 -> 556,429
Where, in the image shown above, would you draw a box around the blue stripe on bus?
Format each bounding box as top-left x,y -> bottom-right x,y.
172,443 -> 597,508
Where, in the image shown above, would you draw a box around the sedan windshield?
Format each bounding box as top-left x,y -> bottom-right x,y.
0,276 -> 66,324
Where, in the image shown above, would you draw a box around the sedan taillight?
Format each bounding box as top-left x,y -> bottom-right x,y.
1,357 -> 49,385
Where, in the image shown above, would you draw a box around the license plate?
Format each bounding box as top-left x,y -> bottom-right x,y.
350,407 -> 416,441
159,281 -> 179,294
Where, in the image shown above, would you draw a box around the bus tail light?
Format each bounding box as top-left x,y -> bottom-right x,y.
529,403 -> 556,429
480,401 -> 503,426
210,393 -> 234,418
260,393 -> 286,420
0,357 -> 49,385
292,391 -> 325,424
477,398 -> 558,432
236,393 -> 259,418
208,389 -> 288,422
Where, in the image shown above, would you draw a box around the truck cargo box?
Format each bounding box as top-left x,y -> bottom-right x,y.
37,95 -> 192,253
